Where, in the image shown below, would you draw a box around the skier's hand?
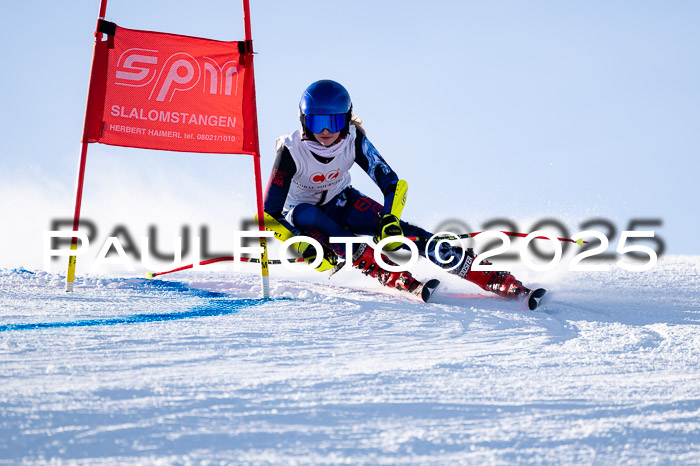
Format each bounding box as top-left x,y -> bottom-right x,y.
297,242 -> 338,272
374,214 -> 404,251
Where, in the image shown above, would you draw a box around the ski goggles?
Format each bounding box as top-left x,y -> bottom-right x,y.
304,114 -> 348,134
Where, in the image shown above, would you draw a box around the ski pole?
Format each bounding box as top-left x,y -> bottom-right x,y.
146,256 -> 305,279
406,231 -> 586,245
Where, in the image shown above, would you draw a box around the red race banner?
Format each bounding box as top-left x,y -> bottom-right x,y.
84,21 -> 258,155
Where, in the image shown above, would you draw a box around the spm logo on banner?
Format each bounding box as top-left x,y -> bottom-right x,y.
114,49 -> 240,102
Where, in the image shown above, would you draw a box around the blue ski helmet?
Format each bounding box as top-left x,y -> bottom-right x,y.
299,80 -> 353,138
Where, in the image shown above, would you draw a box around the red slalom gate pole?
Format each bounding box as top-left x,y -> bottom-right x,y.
65,0 -> 110,292
146,256 -> 306,279
406,231 -> 586,245
242,0 -> 271,298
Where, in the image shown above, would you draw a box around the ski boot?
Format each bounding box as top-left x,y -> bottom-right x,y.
431,243 -> 546,310
466,260 -> 546,310
352,243 -> 440,302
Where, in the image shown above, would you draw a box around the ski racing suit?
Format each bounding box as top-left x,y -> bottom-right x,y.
263,125 -> 529,300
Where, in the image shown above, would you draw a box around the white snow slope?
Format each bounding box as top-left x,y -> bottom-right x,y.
1,256 -> 699,465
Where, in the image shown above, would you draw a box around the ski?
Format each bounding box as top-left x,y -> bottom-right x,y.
419,278 -> 441,303
435,287 -> 548,310
341,277 -> 441,303
526,288 -> 547,310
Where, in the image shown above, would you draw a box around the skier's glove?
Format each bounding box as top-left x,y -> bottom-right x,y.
297,241 -> 338,272
374,214 -> 404,251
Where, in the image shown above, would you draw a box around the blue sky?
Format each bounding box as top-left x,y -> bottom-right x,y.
1,0 -> 699,270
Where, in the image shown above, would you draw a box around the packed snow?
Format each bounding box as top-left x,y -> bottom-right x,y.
1,255 -> 699,464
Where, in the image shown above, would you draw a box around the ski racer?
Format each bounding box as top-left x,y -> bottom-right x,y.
263,79 -> 544,307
